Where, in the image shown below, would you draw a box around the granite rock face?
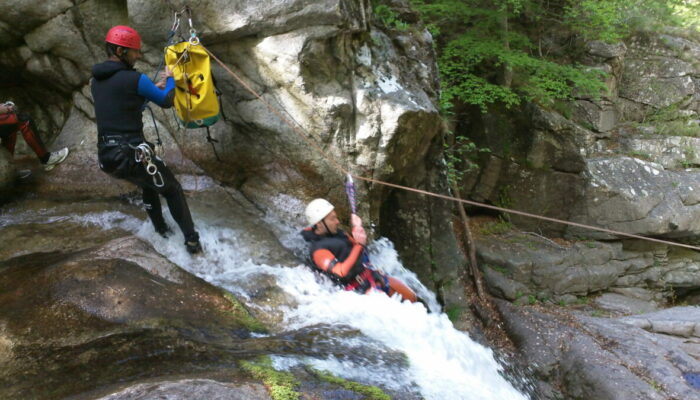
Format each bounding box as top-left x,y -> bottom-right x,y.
0,0 -> 463,299
499,301 -> 700,400
464,30 -> 700,240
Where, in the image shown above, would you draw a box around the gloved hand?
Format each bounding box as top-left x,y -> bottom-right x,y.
352,225 -> 367,246
350,213 -> 362,228
155,67 -> 173,89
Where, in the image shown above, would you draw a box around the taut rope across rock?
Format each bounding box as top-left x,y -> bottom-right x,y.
200,44 -> 700,253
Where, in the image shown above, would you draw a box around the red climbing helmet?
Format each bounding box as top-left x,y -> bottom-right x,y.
105,25 -> 141,50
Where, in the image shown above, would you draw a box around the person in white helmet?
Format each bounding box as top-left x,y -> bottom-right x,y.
301,198 -> 417,302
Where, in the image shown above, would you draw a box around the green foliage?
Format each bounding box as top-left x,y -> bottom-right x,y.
627,150 -> 652,161
657,121 -> 700,137
374,4 -> 410,31
443,133 -> 489,186
647,102 -> 689,123
478,218 -> 513,235
309,368 -> 391,400
496,185 -> 514,210
240,356 -> 300,400
410,0 -> 695,113
410,0 -> 609,113
681,146 -> 697,168
439,33 -> 606,112
673,1 -> 700,28
563,0 -> 628,43
646,102 -> 700,138
487,264 -> 510,275
564,0 -> 695,43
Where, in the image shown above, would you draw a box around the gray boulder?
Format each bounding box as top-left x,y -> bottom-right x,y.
568,156 -> 700,238
97,379 -> 271,400
478,230 -> 700,303
499,300 -> 700,400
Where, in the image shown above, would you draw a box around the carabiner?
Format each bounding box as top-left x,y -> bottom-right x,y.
153,171 -> 165,188
146,162 -> 158,175
171,12 -> 180,32
189,32 -> 200,45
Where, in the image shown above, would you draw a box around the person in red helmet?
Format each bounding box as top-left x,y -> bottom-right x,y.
301,198 -> 418,302
91,25 -> 202,254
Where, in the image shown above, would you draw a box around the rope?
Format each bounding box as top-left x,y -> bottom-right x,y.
199,44 -> 700,253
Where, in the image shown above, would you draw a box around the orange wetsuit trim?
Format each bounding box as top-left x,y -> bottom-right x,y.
312,242 -> 363,278
387,277 -> 417,302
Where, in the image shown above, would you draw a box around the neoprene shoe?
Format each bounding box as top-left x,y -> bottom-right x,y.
44,147 -> 69,171
185,240 -> 202,254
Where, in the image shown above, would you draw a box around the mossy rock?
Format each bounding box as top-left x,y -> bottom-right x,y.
239,356 -> 395,400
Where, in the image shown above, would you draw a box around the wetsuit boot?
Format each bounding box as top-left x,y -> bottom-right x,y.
185,232 -> 202,254
143,188 -> 172,238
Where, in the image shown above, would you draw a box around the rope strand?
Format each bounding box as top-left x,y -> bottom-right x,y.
199,44 -> 700,253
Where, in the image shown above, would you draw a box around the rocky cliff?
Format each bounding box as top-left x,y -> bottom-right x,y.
0,1 -> 478,399
463,28 -> 700,399
4,0 -> 700,399
0,0 -> 465,303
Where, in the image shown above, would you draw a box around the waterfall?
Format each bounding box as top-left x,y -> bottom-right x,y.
8,204 -> 529,400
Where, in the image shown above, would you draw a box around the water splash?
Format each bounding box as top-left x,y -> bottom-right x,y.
22,206 -> 528,400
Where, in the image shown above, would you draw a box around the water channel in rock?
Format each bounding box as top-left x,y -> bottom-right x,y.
1,194 -> 530,400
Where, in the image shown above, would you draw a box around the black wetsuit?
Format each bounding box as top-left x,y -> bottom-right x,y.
91,60 -> 198,242
301,228 -> 366,285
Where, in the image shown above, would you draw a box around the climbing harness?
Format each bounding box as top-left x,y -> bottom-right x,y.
131,142 -> 164,188
346,268 -> 389,294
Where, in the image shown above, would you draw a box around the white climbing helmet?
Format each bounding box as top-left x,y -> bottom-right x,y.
305,198 -> 335,226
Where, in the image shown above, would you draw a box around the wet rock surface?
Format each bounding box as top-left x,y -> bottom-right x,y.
0,236 -> 263,399
477,229 -> 700,310
2,1 -> 700,399
94,379 -> 271,400
498,300 -> 700,400
0,195 -> 406,400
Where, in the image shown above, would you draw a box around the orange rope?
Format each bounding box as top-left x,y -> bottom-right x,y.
201,44 -> 700,252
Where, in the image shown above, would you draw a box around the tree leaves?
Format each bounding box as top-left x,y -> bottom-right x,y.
407,0 -> 688,113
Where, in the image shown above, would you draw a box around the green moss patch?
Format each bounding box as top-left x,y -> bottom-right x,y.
221,291 -> 267,333
308,367 -> 391,400
239,356 -> 300,400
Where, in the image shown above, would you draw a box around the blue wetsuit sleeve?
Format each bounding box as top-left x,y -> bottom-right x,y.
137,74 -> 175,108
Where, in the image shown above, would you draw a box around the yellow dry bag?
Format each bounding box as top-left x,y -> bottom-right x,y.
164,41 -> 220,128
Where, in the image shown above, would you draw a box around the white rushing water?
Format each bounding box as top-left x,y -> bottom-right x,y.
19,203 -> 529,400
